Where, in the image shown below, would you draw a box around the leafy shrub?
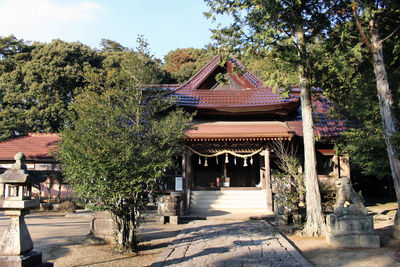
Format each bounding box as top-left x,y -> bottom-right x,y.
59,201 -> 75,213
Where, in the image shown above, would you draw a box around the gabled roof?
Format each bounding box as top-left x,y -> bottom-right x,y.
0,133 -> 60,161
171,56 -> 299,114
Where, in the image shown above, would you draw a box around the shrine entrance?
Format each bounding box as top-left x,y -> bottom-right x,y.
184,141 -> 268,190
191,153 -> 261,188
182,141 -> 275,213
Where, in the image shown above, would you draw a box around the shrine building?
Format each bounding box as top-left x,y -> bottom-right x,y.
165,56 -> 350,216
0,56 -> 350,216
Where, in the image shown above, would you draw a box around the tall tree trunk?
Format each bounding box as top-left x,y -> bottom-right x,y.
352,2 -> 400,237
113,200 -> 138,252
296,27 -> 326,236
369,19 -> 400,234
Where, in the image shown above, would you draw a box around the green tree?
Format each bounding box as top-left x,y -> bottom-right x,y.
0,39 -> 102,140
100,38 -> 129,53
58,40 -> 193,250
163,48 -> 215,83
0,35 -> 31,59
350,0 -> 400,229
205,0 -> 344,236
316,1 -> 400,231
313,6 -> 400,188
241,53 -> 299,90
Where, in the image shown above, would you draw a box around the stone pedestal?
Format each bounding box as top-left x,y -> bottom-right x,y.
326,214 -> 380,248
0,210 -> 53,266
0,210 -> 33,255
89,211 -> 115,243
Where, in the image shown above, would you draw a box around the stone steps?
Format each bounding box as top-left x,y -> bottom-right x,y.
189,190 -> 269,215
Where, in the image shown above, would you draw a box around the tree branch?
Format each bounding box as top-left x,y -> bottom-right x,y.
380,24 -> 400,44
352,1 -> 375,55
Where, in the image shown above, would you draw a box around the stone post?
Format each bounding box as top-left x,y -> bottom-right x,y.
260,148 -> 273,212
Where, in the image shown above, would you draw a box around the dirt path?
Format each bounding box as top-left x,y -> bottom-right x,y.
47,222 -> 185,267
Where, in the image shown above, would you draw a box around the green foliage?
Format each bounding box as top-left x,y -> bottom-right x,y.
313,8 -> 400,180
58,38 -> 193,250
0,35 -> 31,59
204,0 -> 345,82
0,38 -> 102,140
163,48 -> 216,83
215,73 -> 228,84
58,85 -> 192,250
241,53 -> 299,90
0,36 -> 172,141
100,39 -> 128,53
341,126 -> 390,180
271,141 -> 304,212
88,44 -> 168,93
272,172 -> 302,213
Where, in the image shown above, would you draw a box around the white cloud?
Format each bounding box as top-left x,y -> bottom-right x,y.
0,0 -> 103,43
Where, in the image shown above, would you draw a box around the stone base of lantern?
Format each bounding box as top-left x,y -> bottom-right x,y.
0,250 -> 53,267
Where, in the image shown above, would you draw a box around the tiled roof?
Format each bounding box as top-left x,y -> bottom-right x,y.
186,121 -> 294,140
0,133 -> 60,161
172,56 -> 299,109
286,94 -> 349,138
173,88 -> 298,108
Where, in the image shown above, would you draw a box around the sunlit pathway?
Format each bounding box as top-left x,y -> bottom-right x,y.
0,212 -> 91,251
151,220 -> 312,267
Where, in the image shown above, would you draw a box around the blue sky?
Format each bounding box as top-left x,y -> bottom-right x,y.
0,0 -> 230,60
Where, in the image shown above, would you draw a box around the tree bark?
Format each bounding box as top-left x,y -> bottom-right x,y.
296,27 -> 326,236
352,1 -> 400,236
113,200 -> 138,252
369,18 -> 400,234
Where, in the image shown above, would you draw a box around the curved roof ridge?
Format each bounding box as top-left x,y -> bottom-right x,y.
177,55 -> 221,90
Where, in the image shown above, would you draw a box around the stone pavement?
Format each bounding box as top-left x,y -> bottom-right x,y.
151,219 -> 312,267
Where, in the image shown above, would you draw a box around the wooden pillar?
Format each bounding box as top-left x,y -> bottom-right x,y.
261,148 -> 273,212
182,150 -> 192,214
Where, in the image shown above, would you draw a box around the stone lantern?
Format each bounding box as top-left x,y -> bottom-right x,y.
0,152 -> 50,266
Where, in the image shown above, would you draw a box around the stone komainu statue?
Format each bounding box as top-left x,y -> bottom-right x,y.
334,177 -> 368,216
